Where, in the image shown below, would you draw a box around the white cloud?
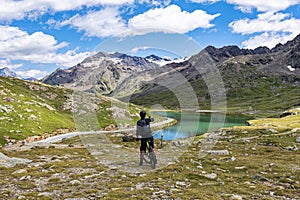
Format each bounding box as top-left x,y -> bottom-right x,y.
137,0 -> 171,6
9,49 -> 91,67
131,46 -> 151,53
0,26 -> 27,41
190,0 -> 221,3
0,0 -> 134,21
32,49 -> 91,67
0,26 -> 91,67
0,27 -> 68,56
242,32 -> 296,49
229,12 -> 300,35
15,69 -> 49,79
61,8 -> 127,37
226,0 -> 300,12
229,12 -> 300,49
45,18 -> 62,29
0,59 -> 22,69
128,5 -> 220,34
61,5 -> 220,37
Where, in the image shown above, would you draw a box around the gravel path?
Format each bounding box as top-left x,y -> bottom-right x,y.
31,118 -> 175,144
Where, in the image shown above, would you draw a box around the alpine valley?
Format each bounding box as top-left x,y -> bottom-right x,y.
0,35 -> 299,199
43,34 -> 300,116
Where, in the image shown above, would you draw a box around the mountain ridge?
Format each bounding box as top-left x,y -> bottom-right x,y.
112,34 -> 300,112
0,67 -> 18,78
42,34 -> 300,113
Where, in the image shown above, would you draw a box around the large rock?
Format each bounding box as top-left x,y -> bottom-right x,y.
171,140 -> 191,147
0,153 -> 32,168
205,150 -> 230,156
70,180 -> 81,185
12,169 -> 27,174
122,135 -> 135,142
230,194 -> 243,200
104,124 -> 116,131
253,174 -> 269,182
204,173 -> 218,179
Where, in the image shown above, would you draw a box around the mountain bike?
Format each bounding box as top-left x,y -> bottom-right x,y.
143,138 -> 157,169
137,137 -> 157,169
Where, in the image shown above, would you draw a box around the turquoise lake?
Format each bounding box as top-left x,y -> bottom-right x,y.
152,111 -> 247,140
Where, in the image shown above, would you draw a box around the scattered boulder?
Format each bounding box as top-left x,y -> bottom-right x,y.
253,174 -> 269,182
112,133 -> 125,137
230,194 -> 243,200
122,135 -> 135,142
4,97 -> 14,102
176,181 -> 189,187
0,105 -> 14,113
70,180 -> 81,185
229,156 -> 236,161
38,192 -> 52,198
20,175 -> 31,181
135,182 -> 145,190
205,150 -> 230,156
0,90 -> 7,95
12,169 -> 27,174
171,140 -> 191,147
267,128 -> 278,133
296,137 -> 300,143
28,114 -> 37,120
0,153 -> 32,168
235,166 -> 247,170
104,124 -> 116,131
245,121 -> 252,126
279,112 -> 292,118
283,145 -> 298,151
205,173 -> 218,179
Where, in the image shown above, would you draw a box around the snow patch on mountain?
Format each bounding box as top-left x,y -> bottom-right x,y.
287,65 -> 295,72
145,54 -> 189,66
0,67 -> 18,78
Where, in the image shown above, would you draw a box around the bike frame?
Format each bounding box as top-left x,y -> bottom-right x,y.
142,138 -> 156,169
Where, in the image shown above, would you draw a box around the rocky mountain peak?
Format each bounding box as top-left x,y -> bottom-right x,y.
271,34 -> 300,53
145,54 -> 171,62
253,46 -> 271,54
203,45 -> 255,62
0,67 -> 18,78
271,43 -> 284,52
42,51 -> 160,93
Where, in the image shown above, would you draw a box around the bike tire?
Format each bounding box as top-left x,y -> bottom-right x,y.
149,151 -> 156,169
143,154 -> 151,164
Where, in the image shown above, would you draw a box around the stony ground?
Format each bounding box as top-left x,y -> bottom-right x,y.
0,124 -> 299,199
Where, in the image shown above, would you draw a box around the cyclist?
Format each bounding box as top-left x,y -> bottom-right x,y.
136,110 -> 155,166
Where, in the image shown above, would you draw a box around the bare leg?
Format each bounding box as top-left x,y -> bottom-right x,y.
139,150 -> 145,166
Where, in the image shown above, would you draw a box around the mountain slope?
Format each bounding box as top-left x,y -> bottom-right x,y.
113,34 -> 300,115
0,76 -> 143,146
42,52 -> 159,94
42,34 -> 300,116
0,76 -> 75,145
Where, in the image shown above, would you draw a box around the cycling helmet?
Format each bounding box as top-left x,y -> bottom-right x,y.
139,110 -> 146,118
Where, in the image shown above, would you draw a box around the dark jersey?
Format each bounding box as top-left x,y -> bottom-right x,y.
136,118 -> 153,138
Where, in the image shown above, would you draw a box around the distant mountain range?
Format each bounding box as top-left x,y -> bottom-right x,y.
43,34 -> 300,112
0,67 -> 37,81
42,52 -> 162,94
0,67 -> 18,78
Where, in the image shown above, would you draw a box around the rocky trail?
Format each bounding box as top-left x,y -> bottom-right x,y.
0,117 -> 299,199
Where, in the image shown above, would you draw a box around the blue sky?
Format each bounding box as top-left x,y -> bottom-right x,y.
0,0 -> 300,79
